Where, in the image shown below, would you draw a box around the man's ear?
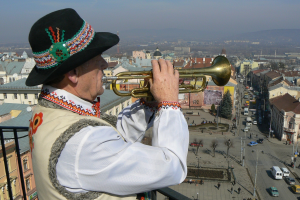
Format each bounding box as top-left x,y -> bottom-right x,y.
67,68 -> 80,84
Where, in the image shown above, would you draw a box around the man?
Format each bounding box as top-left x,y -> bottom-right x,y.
26,8 -> 188,200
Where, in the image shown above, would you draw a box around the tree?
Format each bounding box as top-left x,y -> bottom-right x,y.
269,61 -> 279,70
211,104 -> 216,114
210,140 -> 218,157
193,138 -> 203,156
224,139 -> 234,157
220,90 -> 232,119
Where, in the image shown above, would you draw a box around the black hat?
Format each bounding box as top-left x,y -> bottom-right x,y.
26,8 -> 119,86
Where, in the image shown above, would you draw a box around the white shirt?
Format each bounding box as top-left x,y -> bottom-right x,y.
53,88 -> 189,196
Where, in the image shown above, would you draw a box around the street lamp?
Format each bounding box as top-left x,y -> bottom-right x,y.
269,106 -> 273,139
196,157 -> 201,178
252,149 -> 259,197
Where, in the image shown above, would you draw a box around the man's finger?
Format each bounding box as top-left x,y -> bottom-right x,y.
151,60 -> 160,82
166,60 -> 174,74
158,59 -> 168,74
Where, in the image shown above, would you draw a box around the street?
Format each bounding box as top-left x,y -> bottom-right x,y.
238,78 -> 300,200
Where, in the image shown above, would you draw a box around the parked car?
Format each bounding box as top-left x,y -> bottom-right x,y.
269,186 -> 279,197
257,138 -> 264,144
253,120 -> 257,125
190,143 -> 201,147
244,95 -> 249,99
291,185 -> 300,194
248,141 -> 258,147
284,177 -> 295,185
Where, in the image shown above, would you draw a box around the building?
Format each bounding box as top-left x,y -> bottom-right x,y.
239,60 -> 259,76
0,61 -> 26,85
0,103 -> 37,200
153,47 -> 162,60
269,93 -> 300,141
132,51 -> 146,60
0,78 -> 41,105
178,78 -> 237,111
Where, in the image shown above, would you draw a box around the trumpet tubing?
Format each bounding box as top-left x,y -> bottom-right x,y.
102,55 -> 231,98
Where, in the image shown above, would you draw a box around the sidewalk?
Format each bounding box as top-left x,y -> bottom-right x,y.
156,146 -> 258,200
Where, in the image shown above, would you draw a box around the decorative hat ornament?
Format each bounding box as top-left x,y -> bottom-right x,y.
26,8 -> 119,86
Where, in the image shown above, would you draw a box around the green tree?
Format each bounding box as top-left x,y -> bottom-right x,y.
220,90 -> 232,119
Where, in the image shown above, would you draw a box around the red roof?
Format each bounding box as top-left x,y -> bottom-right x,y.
264,71 -> 281,79
270,93 -> 300,114
184,57 -> 213,69
107,62 -> 118,68
268,77 -> 293,88
252,69 -> 267,74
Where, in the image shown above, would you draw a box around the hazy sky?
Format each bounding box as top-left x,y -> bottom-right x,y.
1,0 -> 300,43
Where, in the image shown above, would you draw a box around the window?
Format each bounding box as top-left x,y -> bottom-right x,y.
14,93 -> 17,99
24,93 -> 28,99
35,94 -> 38,99
127,102 -> 130,106
3,93 -> 7,99
122,103 -> 124,110
23,158 -> 28,171
26,178 -> 31,192
289,122 -> 294,129
116,108 -> 119,116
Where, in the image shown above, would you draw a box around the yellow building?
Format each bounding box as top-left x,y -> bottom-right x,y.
240,60 -> 259,76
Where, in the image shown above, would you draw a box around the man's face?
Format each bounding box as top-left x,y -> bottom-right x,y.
77,54 -> 108,101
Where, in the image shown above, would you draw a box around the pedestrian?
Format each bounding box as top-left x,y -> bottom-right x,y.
238,187 -> 241,194
192,120 -> 194,124
230,187 -> 233,194
286,141 -> 288,145
217,182 -> 220,190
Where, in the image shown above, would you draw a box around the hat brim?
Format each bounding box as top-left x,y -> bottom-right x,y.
26,32 -> 119,86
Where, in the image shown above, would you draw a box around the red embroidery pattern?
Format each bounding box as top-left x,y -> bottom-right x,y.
40,89 -> 100,117
28,112 -> 44,153
158,101 -> 181,111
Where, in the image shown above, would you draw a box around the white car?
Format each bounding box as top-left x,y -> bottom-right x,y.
244,127 -> 250,132
280,167 -> 290,177
253,120 -> 257,125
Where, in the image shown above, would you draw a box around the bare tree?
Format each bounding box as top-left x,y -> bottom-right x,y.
210,140 -> 218,157
193,138 -> 203,156
224,139 -> 234,157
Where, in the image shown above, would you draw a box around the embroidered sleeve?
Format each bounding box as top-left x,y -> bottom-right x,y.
157,101 -> 181,111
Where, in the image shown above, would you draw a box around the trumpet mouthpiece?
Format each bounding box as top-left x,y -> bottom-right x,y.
102,76 -> 118,82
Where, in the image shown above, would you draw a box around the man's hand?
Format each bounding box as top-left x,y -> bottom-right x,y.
149,59 -> 179,102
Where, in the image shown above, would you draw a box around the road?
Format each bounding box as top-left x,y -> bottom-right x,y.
237,79 -> 300,200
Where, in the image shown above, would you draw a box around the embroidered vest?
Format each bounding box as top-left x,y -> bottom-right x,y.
30,104 -> 137,200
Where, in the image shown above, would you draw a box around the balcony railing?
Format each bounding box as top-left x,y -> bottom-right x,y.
0,126 -> 191,200
0,126 -> 29,200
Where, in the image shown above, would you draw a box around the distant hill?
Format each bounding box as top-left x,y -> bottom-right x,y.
120,28 -> 300,45
222,29 -> 300,45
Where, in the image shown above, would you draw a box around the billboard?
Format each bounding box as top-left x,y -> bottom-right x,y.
204,89 -> 223,105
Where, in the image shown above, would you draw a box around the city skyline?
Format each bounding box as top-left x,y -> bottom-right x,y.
1,0 -> 300,43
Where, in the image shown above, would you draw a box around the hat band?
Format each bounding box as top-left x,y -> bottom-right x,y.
32,20 -> 95,69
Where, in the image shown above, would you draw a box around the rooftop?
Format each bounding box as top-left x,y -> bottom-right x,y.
270,93 -> 300,114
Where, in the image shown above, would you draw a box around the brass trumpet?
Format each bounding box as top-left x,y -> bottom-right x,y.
102,55 -> 231,98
